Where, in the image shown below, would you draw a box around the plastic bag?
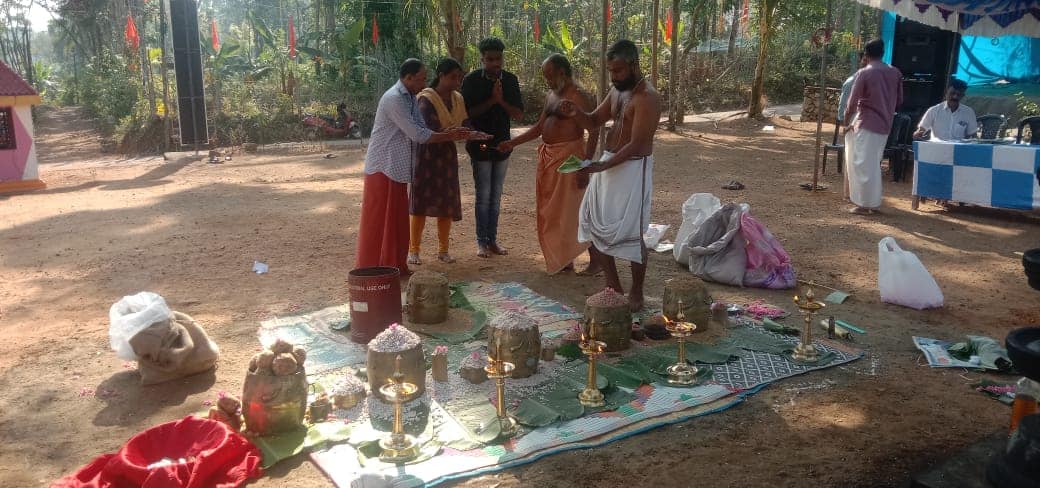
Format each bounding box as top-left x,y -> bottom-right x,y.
109,292 -> 172,361
643,224 -> 670,249
878,237 -> 944,309
674,193 -> 722,265
741,213 -> 796,289
686,203 -> 748,286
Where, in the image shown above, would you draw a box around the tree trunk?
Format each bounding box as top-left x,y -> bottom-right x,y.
727,0 -> 739,56
22,24 -> 34,86
650,0 -> 659,85
437,0 -> 466,63
748,0 -> 779,118
136,0 -> 156,116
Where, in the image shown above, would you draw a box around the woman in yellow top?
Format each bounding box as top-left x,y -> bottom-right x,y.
408,58 -> 471,265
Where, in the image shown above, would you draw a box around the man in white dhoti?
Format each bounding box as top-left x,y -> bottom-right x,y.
843,39 -> 903,215
559,39 -> 661,311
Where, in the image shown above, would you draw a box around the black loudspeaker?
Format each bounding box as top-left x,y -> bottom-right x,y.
170,0 -> 208,146
890,16 -> 959,116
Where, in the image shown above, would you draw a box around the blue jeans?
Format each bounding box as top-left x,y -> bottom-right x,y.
471,158 -> 509,246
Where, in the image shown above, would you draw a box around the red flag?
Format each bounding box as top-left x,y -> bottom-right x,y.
665,8 -> 674,43
533,12 -> 540,42
288,16 -> 297,58
125,15 -> 140,50
606,2 -> 612,25
372,15 -> 379,46
211,20 -> 220,52
740,0 -> 749,26
454,13 -> 462,32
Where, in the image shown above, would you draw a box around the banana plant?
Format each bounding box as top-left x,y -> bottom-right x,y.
542,20 -> 584,56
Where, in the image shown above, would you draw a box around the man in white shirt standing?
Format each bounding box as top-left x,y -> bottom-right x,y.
913,79 -> 977,141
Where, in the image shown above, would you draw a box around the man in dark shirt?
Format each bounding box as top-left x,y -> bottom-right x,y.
461,37 -> 524,258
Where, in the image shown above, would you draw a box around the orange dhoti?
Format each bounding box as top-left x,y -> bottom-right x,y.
537,139 -> 591,274
355,172 -> 410,274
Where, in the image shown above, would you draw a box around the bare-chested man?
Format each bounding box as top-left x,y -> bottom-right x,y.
497,54 -> 599,274
558,39 -> 661,311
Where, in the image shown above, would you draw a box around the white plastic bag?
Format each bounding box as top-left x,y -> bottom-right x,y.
674,193 -> 722,265
109,292 -> 172,360
878,237 -> 944,309
643,224 -> 670,249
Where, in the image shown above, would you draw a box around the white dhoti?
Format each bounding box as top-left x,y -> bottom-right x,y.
577,151 -> 653,264
843,125 -> 886,208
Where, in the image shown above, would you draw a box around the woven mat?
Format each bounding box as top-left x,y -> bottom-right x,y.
254,282 -> 862,486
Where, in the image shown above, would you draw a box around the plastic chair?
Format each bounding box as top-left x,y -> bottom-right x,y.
822,120 -> 844,174
976,114 -> 1007,140
1015,116 -> 1040,145
886,113 -> 913,182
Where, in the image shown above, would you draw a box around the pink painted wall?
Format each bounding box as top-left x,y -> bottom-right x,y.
0,105 -> 37,182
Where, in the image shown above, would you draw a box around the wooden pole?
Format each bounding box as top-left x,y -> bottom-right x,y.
651,0 -> 660,85
599,0 -> 609,152
667,0 -> 680,130
810,0 -> 832,191
600,0 -> 608,100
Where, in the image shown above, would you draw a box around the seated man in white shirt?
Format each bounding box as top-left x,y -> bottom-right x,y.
913,79 -> 977,141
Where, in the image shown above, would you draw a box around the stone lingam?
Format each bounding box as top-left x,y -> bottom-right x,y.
367,324 -> 425,402
488,311 -> 541,378
406,270 -> 450,324
662,275 -> 712,330
583,288 -> 631,352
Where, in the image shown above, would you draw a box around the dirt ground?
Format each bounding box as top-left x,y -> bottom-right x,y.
1,106 -> 1038,487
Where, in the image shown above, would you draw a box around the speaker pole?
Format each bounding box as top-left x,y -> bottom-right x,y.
809,0 -> 832,192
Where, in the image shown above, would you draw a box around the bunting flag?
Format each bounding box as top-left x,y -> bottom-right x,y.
372,15 -> 379,45
740,0 -> 749,26
534,11 -> 540,42
665,8 -> 674,43
125,15 -> 140,50
211,19 -> 220,52
288,16 -> 297,58
606,2 -> 612,25
454,12 -> 462,32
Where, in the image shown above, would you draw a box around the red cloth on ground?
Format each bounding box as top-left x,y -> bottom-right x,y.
355,171 -> 410,274
52,416 -> 262,488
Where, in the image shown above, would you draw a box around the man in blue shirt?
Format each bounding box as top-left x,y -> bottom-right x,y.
461,38 -> 524,258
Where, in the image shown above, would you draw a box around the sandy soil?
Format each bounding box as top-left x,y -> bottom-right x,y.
1,106 -> 1038,487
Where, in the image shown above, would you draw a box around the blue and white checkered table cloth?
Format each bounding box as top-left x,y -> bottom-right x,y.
913,141 -> 1040,211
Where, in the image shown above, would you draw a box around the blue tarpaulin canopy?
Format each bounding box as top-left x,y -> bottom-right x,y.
880,11 -> 1040,85
858,0 -> 1040,37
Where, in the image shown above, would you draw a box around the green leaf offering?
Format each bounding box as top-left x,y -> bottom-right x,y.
557,155 -> 585,174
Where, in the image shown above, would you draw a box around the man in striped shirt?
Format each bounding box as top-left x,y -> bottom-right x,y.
356,59 -> 484,274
